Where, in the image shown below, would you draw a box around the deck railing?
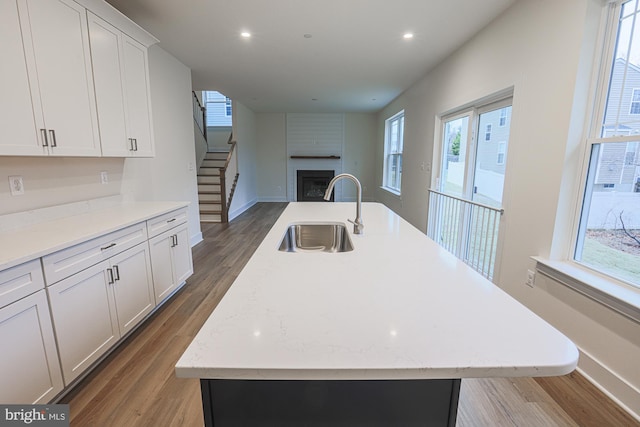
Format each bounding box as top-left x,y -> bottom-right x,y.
427,189 -> 504,281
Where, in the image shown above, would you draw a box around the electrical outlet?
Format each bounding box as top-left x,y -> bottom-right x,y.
9,176 -> 24,195
525,269 -> 535,287
100,171 -> 109,184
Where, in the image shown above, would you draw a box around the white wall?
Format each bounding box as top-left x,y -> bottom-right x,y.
228,101 -> 258,219
256,113 -> 287,201
375,0 -> 640,417
254,113 -> 377,202
122,45 -> 201,245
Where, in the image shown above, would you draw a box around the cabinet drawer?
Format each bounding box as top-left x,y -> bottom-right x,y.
0,259 -> 45,309
42,222 -> 147,285
146,207 -> 188,238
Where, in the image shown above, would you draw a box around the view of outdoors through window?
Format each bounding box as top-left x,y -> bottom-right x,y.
383,112 -> 404,193
202,91 -> 232,127
428,103 -> 511,280
575,0 -> 640,287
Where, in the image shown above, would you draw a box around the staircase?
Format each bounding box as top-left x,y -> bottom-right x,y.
198,152 -> 226,222
197,144 -> 239,223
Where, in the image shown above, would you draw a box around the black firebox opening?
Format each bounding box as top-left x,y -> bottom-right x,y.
296,170 -> 335,202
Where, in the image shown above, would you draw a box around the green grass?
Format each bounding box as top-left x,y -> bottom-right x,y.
581,238 -> 640,286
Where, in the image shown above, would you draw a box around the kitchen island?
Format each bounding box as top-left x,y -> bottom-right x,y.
176,202 -> 578,426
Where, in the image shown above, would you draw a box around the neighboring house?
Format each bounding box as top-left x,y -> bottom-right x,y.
203,91 -> 232,127
475,107 -> 511,175
598,58 -> 640,192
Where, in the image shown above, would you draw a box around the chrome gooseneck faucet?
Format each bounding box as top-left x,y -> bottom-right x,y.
323,173 -> 364,234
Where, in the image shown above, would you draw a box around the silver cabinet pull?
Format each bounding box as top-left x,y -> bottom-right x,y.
128,138 -> 134,151
49,129 -> 57,147
40,129 -> 49,147
167,218 -> 176,223
107,268 -> 114,284
113,265 -> 120,281
133,138 -> 138,151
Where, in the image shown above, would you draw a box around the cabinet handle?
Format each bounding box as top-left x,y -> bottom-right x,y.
113,265 -> 120,281
107,268 -> 114,284
171,234 -> 177,247
134,138 -> 138,151
174,234 -> 178,246
49,129 -> 57,147
128,138 -> 134,151
101,243 -> 116,251
40,129 -> 49,147
167,218 -> 176,223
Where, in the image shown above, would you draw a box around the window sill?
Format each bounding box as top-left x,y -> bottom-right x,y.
380,186 -> 401,198
533,257 -> 640,323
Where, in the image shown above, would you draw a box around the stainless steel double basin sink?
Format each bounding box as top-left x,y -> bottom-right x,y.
278,222 -> 353,253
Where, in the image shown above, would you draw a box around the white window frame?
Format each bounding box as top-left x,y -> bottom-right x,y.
382,110 -> 404,195
571,0 -> 640,290
630,88 -> 640,115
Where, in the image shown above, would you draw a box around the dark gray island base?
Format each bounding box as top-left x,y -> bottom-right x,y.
200,378 -> 461,426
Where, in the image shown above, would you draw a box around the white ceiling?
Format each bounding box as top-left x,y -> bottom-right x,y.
105,0 -> 516,113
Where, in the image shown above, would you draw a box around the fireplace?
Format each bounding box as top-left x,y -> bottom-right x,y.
296,170 -> 334,201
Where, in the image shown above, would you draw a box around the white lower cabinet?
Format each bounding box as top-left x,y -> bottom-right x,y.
149,223 -> 193,304
109,243 -> 155,335
47,243 -> 155,384
0,290 -> 63,403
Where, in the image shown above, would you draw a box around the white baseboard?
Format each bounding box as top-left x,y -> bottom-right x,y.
190,231 -> 203,247
577,348 -> 640,422
228,198 -> 258,221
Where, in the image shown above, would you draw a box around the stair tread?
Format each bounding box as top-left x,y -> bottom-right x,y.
198,190 -> 221,194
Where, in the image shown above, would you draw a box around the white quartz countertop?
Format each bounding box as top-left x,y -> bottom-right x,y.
176,202 -> 578,380
0,201 -> 188,271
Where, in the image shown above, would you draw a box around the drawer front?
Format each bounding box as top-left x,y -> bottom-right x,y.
42,222 -> 147,285
0,259 -> 45,309
146,207 -> 188,238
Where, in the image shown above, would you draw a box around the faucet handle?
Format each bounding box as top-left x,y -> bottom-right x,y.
347,219 -> 364,234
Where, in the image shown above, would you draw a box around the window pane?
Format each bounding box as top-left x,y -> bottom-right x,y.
440,116 -> 469,197
601,2 -> 640,136
576,142 -> 640,287
473,106 -> 511,207
383,112 -> 404,192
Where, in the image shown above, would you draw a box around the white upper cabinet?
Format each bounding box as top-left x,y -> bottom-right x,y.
17,0 -> 101,156
0,0 -> 44,155
89,13 -> 155,157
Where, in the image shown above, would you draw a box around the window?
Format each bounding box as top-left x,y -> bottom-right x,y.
630,89 -> 640,115
382,111 -> 404,194
574,1 -> 640,288
497,142 -> 506,165
428,99 -> 512,280
499,108 -> 508,126
203,91 -> 232,126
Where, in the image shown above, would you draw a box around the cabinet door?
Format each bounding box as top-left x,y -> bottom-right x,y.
47,261 -> 119,384
87,13 -> 129,157
0,290 -> 63,403
122,34 -> 155,157
149,233 -> 175,304
19,0 -> 100,156
0,0 -> 44,156
110,244 -> 155,336
172,225 -> 193,285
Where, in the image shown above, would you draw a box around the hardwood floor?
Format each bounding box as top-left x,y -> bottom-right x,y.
61,202 -> 639,427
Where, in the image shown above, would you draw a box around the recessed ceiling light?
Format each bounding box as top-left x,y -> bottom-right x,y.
241,31 -> 251,39
403,33 -> 414,40
304,34 -> 312,39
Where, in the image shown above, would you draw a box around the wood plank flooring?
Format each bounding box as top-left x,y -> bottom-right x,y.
61,202 -> 639,427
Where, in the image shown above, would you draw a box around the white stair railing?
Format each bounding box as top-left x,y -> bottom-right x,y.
427,189 -> 504,281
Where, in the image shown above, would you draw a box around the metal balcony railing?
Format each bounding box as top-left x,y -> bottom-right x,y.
427,189 -> 504,281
